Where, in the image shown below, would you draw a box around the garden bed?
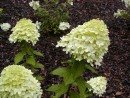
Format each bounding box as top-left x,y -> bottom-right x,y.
0,0 -> 130,98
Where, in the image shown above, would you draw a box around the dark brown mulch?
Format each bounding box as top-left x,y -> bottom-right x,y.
0,0 -> 130,98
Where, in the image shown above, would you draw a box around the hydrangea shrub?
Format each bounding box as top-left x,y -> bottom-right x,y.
9,18 -> 40,46
8,18 -> 44,79
87,76 -> 107,96
0,65 -> 42,98
57,19 -> 110,66
48,19 -> 109,98
35,0 -> 71,34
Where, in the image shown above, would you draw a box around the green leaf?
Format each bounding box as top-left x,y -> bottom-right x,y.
51,67 -> 74,85
63,67 -> 75,85
75,77 -> 87,98
47,83 -> 69,98
86,82 -> 92,89
31,68 -> 39,72
14,51 -> 26,64
26,48 -> 33,55
33,51 -> 44,57
51,67 -> 67,77
70,92 -> 80,98
35,62 -> 44,68
51,60 -> 85,85
26,56 -> 36,66
85,64 -> 98,74
25,42 -> 33,55
85,91 -> 93,98
35,76 -> 44,81
71,60 -> 85,80
61,60 -> 72,64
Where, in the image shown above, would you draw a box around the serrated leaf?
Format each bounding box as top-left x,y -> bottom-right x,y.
14,51 -> 26,64
35,62 -> 44,68
85,64 -> 98,74
33,51 -> 44,57
70,92 -> 80,98
26,56 -> 36,66
47,83 -> 69,98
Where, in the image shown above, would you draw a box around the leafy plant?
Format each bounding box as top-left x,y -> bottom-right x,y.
9,18 -> 44,80
47,59 -> 96,98
35,0 -> 71,34
47,19 -> 109,97
14,41 -> 44,72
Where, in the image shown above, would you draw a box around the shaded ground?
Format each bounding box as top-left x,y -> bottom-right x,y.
0,0 -> 130,98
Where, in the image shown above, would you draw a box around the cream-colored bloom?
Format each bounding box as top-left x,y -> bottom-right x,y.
114,9 -> 128,18
29,0 -> 40,10
0,65 -> 42,98
87,76 -> 107,96
0,23 -> 11,31
68,0 -> 73,5
9,18 -> 40,45
36,21 -> 41,30
56,19 -> 110,66
122,0 -> 130,8
59,22 -> 70,30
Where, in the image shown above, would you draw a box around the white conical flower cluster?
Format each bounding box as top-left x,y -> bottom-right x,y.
9,18 -> 40,46
56,19 -> 110,66
87,76 -> 107,96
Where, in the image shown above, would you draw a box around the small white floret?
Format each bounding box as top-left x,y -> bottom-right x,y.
0,23 -> 11,31
59,22 -> 70,30
29,0 -> 40,10
87,76 -> 107,96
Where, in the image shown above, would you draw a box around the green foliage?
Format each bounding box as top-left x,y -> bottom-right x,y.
35,0 -> 70,34
14,50 -> 26,64
69,92 -> 80,98
47,59 -> 96,98
47,83 -> 69,98
85,64 -> 98,74
14,41 -> 44,80
35,75 -> 44,81
75,77 -> 92,98
52,59 -> 85,85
